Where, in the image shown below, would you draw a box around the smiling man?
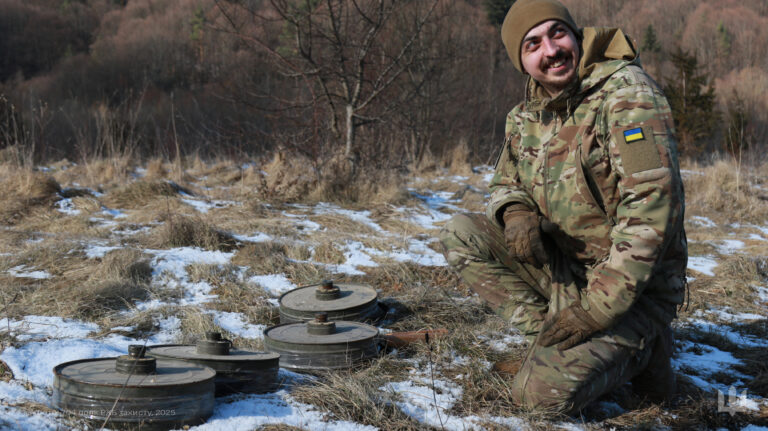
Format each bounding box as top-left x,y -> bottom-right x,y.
440,0 -> 687,415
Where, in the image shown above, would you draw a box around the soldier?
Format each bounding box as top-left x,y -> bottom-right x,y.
440,0 -> 687,415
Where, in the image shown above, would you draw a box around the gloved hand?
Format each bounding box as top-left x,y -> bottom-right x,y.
537,302 -> 603,350
502,204 -> 547,268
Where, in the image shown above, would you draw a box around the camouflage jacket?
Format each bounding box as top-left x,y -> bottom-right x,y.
487,27 -> 687,330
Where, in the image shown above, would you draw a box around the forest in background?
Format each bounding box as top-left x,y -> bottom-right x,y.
0,0 -> 766,170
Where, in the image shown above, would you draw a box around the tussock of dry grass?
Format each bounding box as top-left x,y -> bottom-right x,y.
0,167 -> 61,225
233,241 -> 333,285
447,139 -> 473,176
350,262 -> 463,298
187,263 -> 278,326
683,159 -> 768,224
1,247 -> 152,321
147,214 -> 237,251
683,255 -> 768,319
291,357 -> 421,431
255,151 -> 409,206
104,180 -> 190,208
233,242 -> 304,274
311,240 -> 346,264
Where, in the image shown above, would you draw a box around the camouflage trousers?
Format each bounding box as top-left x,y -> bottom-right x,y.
440,213 -> 665,415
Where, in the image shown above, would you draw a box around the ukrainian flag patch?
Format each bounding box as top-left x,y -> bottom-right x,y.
623,127 -> 645,143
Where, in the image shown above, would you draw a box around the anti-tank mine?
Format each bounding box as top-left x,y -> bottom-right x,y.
264,313 -> 380,373
53,344 -> 215,430
147,331 -> 280,396
278,280 -> 386,323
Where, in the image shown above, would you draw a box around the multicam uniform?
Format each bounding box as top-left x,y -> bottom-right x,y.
440,28 -> 687,414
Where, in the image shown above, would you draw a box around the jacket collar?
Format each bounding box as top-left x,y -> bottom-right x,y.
524,27 -> 639,114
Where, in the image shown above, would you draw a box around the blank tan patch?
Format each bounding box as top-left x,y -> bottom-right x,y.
616,125 -> 661,175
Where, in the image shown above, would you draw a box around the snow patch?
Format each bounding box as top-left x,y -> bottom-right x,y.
84,245 -> 121,259
0,316 -> 99,341
208,311 -> 266,339
181,198 -> 235,213
55,198 -> 80,215
687,256 -> 718,276
248,274 -> 297,297
233,232 -> 272,243
689,216 -> 716,228
7,265 -> 51,279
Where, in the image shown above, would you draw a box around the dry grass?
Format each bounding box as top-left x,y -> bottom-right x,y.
682,255 -> 768,319
254,151 -> 409,206
103,180 -> 190,209
0,166 -> 61,225
291,357 -> 421,431
187,263 -> 279,326
0,246 -> 151,321
683,159 -> 768,225
146,214 -> 237,251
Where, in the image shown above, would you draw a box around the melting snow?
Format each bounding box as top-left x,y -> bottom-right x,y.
687,256 -> 718,276
181,198 -> 235,213
189,390 -> 378,431
0,406 -> 59,431
0,316 -> 99,341
1,316 -> 180,387
694,308 -> 765,323
55,198 -> 80,215
84,245 -> 121,259
314,203 -> 384,233
381,365 -> 525,431
233,232 -> 272,243
208,311 -> 266,339
6,265 -> 51,279
248,274 -> 297,297
689,216 -> 716,228
715,239 -> 745,254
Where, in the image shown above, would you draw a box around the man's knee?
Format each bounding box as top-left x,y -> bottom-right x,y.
440,213 -> 483,242
511,369 -> 584,415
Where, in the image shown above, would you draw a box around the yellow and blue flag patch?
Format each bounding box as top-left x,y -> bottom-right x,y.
623,127 -> 645,143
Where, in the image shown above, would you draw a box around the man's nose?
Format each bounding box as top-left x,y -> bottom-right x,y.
541,37 -> 559,57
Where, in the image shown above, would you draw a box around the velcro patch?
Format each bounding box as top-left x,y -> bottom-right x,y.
623,127 -> 645,143
616,125 -> 661,175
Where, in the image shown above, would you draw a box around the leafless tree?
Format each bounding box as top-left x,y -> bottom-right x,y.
214,0 -> 441,164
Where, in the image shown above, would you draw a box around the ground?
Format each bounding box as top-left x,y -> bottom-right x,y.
0,156 -> 767,430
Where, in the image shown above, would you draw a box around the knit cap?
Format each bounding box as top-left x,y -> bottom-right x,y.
501,0 -> 579,73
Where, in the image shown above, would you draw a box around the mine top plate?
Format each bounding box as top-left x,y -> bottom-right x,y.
148,345 -> 280,361
266,321 -> 378,344
280,283 -> 378,311
55,358 -> 215,386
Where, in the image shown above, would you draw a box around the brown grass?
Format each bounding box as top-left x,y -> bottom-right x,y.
683,159 -> 768,224
1,246 -> 152,321
103,180 -> 190,209
682,255 -> 768,319
291,357 -> 421,431
187,263 -> 279,326
146,214 -> 237,251
0,166 -> 61,225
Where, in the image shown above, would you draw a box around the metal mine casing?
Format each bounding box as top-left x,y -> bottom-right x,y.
53,347 -> 215,430
278,281 -> 385,323
147,333 -> 280,396
263,317 -> 379,372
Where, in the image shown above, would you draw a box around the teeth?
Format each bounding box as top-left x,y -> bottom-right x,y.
550,59 -> 565,68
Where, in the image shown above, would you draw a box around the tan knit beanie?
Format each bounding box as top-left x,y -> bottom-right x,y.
501,0 -> 579,73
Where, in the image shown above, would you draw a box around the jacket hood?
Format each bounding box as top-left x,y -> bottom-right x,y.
525,27 -> 638,112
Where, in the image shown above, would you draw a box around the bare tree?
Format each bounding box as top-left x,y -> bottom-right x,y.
215,0 -> 440,162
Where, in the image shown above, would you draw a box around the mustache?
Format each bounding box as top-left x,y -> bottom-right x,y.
543,51 -> 567,68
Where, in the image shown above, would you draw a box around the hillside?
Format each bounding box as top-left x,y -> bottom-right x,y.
0,157 -> 767,430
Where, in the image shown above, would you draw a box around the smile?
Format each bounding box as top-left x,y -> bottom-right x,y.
548,58 -> 567,69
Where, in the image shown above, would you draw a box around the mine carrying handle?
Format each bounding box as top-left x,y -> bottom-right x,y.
381,328 -> 449,348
